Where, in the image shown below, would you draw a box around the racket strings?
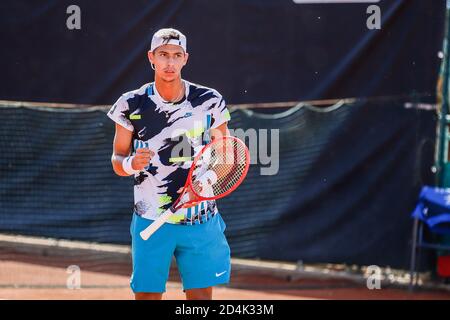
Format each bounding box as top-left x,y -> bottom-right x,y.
214,146 -> 245,192
192,138 -> 248,198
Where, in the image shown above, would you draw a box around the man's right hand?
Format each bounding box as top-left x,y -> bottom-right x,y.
132,148 -> 155,170
176,187 -> 200,208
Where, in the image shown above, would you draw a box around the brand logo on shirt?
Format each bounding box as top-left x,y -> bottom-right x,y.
183,112 -> 193,118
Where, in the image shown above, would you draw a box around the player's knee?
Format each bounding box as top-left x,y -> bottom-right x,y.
185,287 -> 213,300
135,292 -> 163,300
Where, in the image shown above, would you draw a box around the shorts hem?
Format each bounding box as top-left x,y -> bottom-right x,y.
130,285 -> 166,294
182,276 -> 230,291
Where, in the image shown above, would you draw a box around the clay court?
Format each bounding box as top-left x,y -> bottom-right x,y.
1,236 -> 449,300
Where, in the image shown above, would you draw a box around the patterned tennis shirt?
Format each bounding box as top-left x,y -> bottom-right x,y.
107,79 -> 231,224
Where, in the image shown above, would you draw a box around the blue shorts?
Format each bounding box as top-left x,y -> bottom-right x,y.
130,212 -> 231,293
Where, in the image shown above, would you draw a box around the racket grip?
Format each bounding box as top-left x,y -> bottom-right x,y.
139,207 -> 176,240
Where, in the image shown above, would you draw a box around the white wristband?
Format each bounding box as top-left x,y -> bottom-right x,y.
122,156 -> 140,175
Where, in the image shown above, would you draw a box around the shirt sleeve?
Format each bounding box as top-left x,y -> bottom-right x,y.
107,95 -> 134,132
210,95 -> 231,130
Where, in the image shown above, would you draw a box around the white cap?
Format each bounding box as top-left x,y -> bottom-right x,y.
150,28 -> 187,53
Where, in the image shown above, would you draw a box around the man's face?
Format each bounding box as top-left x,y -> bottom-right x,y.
148,44 -> 189,82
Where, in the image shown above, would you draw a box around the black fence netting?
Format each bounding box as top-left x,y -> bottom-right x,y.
0,100 -> 437,269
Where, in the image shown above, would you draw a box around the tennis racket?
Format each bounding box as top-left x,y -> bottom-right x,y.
140,136 -> 250,240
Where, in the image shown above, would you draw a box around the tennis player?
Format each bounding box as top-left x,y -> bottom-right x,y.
108,28 -> 232,300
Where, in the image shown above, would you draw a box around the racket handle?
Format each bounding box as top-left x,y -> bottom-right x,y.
139,207 -> 176,240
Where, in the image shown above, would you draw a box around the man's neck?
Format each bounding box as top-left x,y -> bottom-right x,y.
154,76 -> 184,103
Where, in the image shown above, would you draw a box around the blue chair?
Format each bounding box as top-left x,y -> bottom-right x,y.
409,186 -> 450,290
